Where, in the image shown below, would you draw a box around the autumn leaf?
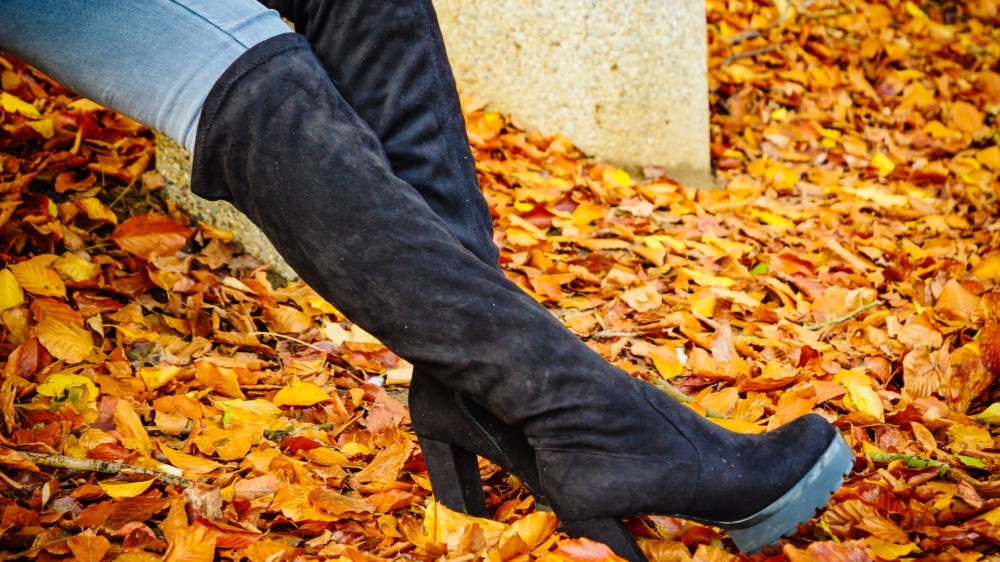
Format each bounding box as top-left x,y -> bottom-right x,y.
54,252 -> 102,282
34,318 -> 94,363
0,268 -> 24,313
164,522 -> 216,562
9,255 -> 66,298
66,528 -> 111,562
272,378 -> 330,407
98,479 -> 155,499
111,214 -> 194,259
1,91 -> 40,118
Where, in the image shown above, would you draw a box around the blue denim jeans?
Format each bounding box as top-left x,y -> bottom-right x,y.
0,0 -> 288,152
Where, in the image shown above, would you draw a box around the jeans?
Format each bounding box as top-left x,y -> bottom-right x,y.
0,0 -> 289,152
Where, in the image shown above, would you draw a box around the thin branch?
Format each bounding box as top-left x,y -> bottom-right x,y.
15,450 -> 194,487
803,299 -> 881,331
590,330 -> 642,339
722,44 -> 782,67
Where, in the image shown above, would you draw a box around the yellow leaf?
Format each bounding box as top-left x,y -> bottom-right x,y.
158,445 -> 223,475
138,365 -> 183,391
35,318 -> 94,363
711,418 -> 766,434
197,221 -> 234,242
53,252 -> 101,282
651,346 -> 685,380
904,1 -> 928,18
846,384 -> 885,421
424,499 -> 505,546
570,202 -> 606,226
115,399 -> 153,456
272,378 -> 331,407
691,292 -> 717,317
0,92 -> 40,118
864,537 -> 918,559
98,478 -> 155,499
680,267 -> 735,288
644,235 -> 686,252
977,145 -> 1000,173
0,268 -> 24,313
9,255 -> 65,298
77,198 -> 118,226
749,209 -> 795,229
36,373 -> 99,407
26,118 -> 54,139
602,166 -> 632,188
871,151 -> 896,178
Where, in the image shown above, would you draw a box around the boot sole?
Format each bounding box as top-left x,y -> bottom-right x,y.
725,432 -> 854,552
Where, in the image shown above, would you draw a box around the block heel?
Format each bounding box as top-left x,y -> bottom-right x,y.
560,518 -> 646,562
725,433 -> 855,552
419,435 -> 488,517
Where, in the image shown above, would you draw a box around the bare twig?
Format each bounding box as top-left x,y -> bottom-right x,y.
803,299 -> 882,331
590,330 -> 642,339
16,450 -> 194,487
722,44 -> 782,66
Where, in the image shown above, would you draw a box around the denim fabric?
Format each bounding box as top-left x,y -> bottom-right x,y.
0,0 -> 288,152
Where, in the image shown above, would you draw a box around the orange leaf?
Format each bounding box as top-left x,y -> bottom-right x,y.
348,441 -> 414,490
66,528 -> 111,562
309,487 -> 376,519
34,317 -> 93,363
9,255 -> 65,298
263,305 -> 312,334
111,214 -> 194,259
194,360 -> 245,399
114,398 -> 153,457
538,537 -> 626,562
158,444 -> 223,475
164,522 -> 216,562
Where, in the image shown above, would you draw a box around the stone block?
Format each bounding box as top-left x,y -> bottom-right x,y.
434,0 -> 713,186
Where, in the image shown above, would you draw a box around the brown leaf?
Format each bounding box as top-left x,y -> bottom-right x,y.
111,214 -> 194,259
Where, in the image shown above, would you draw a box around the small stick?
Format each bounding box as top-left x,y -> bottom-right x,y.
803,299 -> 881,331
722,44 -> 781,67
15,450 -> 194,488
590,330 -> 642,339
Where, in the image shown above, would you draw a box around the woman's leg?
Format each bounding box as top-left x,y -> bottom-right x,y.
192,34 -> 853,561
1,5 -> 853,559
0,0 -> 289,152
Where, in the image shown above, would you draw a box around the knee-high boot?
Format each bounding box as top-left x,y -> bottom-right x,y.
255,0 -> 540,516
191,34 -> 853,561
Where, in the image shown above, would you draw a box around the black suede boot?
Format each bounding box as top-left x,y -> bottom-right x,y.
255,0 -> 539,515
191,34 -> 853,561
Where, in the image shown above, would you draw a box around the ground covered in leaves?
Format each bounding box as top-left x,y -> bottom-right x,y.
1,0 -> 999,560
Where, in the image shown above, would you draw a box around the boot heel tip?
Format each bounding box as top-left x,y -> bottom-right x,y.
727,434 -> 854,553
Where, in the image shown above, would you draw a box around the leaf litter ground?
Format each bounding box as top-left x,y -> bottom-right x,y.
1,0 -> 998,560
